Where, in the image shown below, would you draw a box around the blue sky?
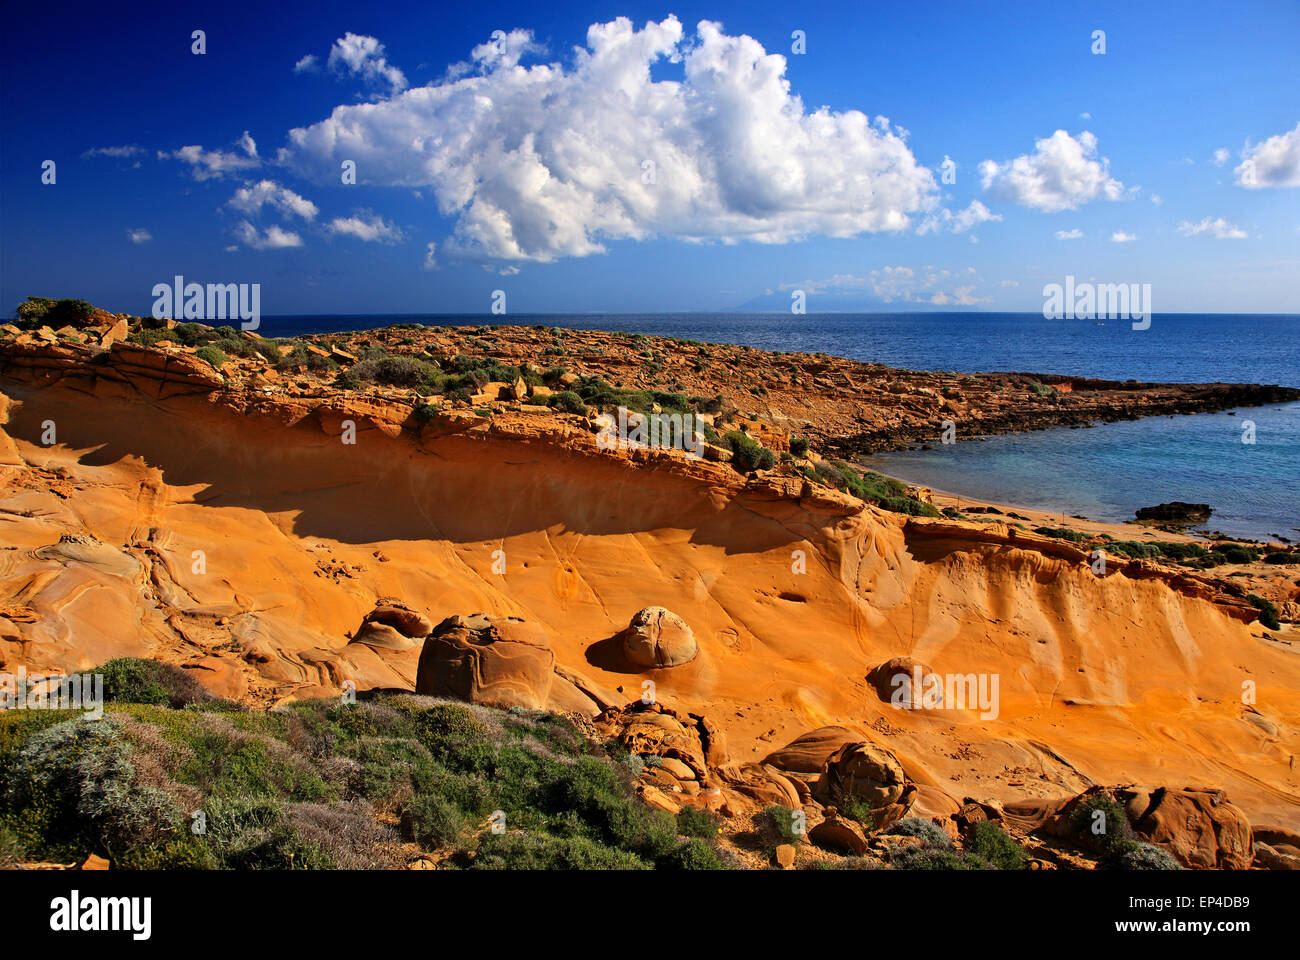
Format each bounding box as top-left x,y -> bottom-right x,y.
2,0 -> 1297,316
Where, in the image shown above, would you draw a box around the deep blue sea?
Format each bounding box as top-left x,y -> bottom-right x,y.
262,312 -> 1300,541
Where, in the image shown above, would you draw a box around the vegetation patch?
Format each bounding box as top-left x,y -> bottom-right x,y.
0,659 -> 724,871
1247,595 -> 1281,630
963,820 -> 1028,869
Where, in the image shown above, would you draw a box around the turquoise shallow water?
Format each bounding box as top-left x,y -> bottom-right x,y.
862,404 -> 1300,542
265,311 -> 1300,541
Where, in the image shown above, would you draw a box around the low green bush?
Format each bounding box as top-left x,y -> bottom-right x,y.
887,817 -> 952,847
1033,526 -> 1089,543
1212,543 -> 1260,564
964,820 -> 1027,869
1248,595 -> 1282,629
0,825 -> 22,867
547,391 -> 587,415
1067,793 -> 1134,854
658,837 -> 724,870
90,658 -> 224,710
1101,839 -> 1182,870
891,844 -> 991,870
878,496 -> 942,518
676,807 -> 721,839
401,794 -> 465,848
725,431 -> 776,472
468,832 -> 650,870
1106,541 -> 1162,560
349,355 -> 437,387
756,805 -> 804,846
1,661 -> 735,870
194,345 -> 226,369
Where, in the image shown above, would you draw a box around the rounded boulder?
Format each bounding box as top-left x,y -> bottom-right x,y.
619,606 -> 698,668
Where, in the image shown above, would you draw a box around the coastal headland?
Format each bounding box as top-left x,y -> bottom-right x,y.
2,301 -> 1298,870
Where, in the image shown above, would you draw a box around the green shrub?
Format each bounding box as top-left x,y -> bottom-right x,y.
346,735 -> 439,809
15,296 -> 56,327
1068,793 -> 1134,853
1264,551 -> 1294,565
0,825 -> 22,867
0,689 -> 721,871
90,658 -> 222,709
194,345 -> 227,369
841,800 -> 881,828
1033,526 -> 1089,543
469,832 -> 650,870
1247,595 -> 1281,630
1212,543 -> 1259,564
789,437 -> 809,458
659,837 -> 724,870
127,327 -> 179,348
804,855 -> 881,870
725,431 -> 776,472
201,795 -> 329,869
214,336 -> 257,359
351,355 -> 437,387
676,807 -> 721,839
878,496 -> 942,518
1107,541 -> 1162,560
254,339 -> 284,364
1155,541 -> 1209,561
547,391 -> 587,415
44,299 -> 97,327
964,820 -> 1027,869
401,794 -> 465,848
1101,840 -> 1182,870
891,844 -> 990,870
887,817 -> 952,847
0,717 -> 183,865
756,805 -> 804,846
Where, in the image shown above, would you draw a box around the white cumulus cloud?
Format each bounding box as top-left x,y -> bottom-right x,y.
84,145 -> 144,159
327,33 -> 407,94
127,228 -> 152,244
293,54 -> 320,74
1055,228 -> 1083,239
919,200 -> 1002,235
227,180 -> 318,220
1110,230 -> 1136,243
1235,121 -> 1300,188
327,212 -> 403,243
979,130 -> 1126,212
234,221 -> 303,250
279,17 -> 940,263
162,132 -> 260,180
1178,216 -> 1248,239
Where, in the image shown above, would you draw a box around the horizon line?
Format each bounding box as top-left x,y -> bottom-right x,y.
251,310 -> 1300,319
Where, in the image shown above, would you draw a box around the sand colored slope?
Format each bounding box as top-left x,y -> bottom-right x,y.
2,383 -> 1298,827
